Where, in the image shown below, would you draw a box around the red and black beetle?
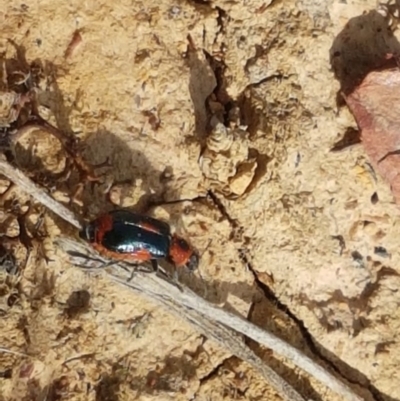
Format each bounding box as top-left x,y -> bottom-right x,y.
79,209 -> 199,271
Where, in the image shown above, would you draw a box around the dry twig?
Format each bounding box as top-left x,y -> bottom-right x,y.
0,158 -> 365,401
0,157 -> 82,229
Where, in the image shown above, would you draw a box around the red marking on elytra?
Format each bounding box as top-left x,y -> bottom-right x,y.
94,214 -> 113,244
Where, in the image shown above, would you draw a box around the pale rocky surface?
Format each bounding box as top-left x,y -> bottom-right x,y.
1,0 -> 400,401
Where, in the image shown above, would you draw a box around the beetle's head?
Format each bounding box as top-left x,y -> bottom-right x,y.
184,250 -> 199,271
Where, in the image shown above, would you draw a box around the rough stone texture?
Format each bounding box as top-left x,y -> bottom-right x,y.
1,0 -> 400,400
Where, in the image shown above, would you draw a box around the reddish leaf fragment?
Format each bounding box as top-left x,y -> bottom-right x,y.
344,61 -> 400,203
64,30 -> 82,60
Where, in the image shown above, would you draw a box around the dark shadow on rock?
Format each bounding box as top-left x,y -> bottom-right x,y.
77,129 -> 168,217
5,42 -> 79,137
330,10 -> 400,97
187,42 -> 217,141
1,43 -> 187,242
95,362 -> 123,401
40,60 -> 80,137
128,350 -> 202,396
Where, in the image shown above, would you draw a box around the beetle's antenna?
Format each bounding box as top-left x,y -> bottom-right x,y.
192,239 -> 212,299
201,240 -> 212,258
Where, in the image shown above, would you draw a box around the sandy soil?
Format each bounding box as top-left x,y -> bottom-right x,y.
1,0 -> 400,400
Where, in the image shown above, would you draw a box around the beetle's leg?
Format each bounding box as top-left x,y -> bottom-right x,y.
151,259 -> 158,273
173,269 -> 179,282
167,270 -> 184,292
127,267 -> 136,282
102,260 -> 119,268
127,261 -> 156,274
124,262 -> 154,281
151,261 -> 175,279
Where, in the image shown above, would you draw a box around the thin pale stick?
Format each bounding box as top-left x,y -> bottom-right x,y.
0,158 -> 82,229
0,347 -> 30,358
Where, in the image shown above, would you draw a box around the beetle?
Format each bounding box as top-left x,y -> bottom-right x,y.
79,209 -> 199,272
